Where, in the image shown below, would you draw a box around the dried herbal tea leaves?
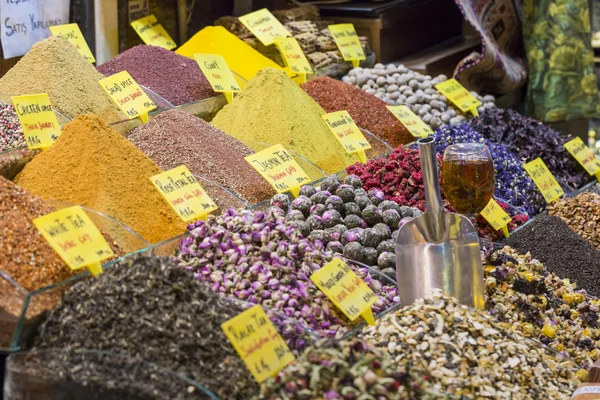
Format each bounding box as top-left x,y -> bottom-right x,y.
548,192 -> 600,249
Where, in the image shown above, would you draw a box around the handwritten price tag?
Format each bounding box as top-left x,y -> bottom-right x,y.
275,37 -> 312,77
564,137 -> 600,176
12,94 -> 61,150
239,8 -> 291,46
194,54 -> 241,103
480,198 -> 510,238
386,105 -> 433,138
99,71 -> 156,123
33,205 -> 114,277
435,79 -> 481,116
310,258 -> 377,325
524,158 -> 564,203
245,144 -> 311,198
328,24 -> 365,67
322,111 -> 370,163
150,165 -> 218,222
221,304 -> 295,383
50,23 -> 95,63
131,15 -> 176,50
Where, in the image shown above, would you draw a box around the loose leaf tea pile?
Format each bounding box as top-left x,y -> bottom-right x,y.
34,255 -> 258,399
548,192 -> 600,249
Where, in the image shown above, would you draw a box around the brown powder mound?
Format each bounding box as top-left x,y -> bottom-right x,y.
301,76 -> 413,147
0,37 -> 124,123
128,109 -> 274,205
15,115 -> 187,245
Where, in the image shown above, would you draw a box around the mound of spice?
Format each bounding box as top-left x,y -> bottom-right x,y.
211,68 -> 357,177
15,114 -> 186,245
98,45 -> 216,107
34,255 -> 258,399
256,338 -> 436,400
548,192 -> 600,249
486,247 -> 600,371
359,290 -> 578,398
270,174 -> 422,279
506,215 -> 600,297
433,123 -> 546,216
0,101 -> 24,150
128,109 -> 274,205
0,37 -> 123,123
177,208 -> 399,342
301,76 -> 412,147
470,108 -> 591,190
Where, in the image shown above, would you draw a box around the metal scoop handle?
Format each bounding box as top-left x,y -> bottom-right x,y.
418,137 -> 446,241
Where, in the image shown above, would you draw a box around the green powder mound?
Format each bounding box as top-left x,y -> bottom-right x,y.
0,37 -> 124,123
211,67 -> 357,177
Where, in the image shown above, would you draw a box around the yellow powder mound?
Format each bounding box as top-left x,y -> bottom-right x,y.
15,115 -> 187,245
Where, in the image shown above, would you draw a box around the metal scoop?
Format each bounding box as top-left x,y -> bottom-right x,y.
395,136 -> 485,309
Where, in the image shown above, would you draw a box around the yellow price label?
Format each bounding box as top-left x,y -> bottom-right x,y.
435,79 -> 481,116
221,304 -> 295,383
194,54 -> 241,103
239,8 -> 291,46
50,23 -> 95,63
328,24 -> 365,67
99,71 -> 156,122
524,158 -> 564,203
310,258 -> 377,325
130,14 -> 177,50
33,205 -> 114,277
150,165 -> 218,222
386,105 -> 433,138
322,111 -> 370,163
564,137 -> 600,176
275,37 -> 312,75
245,144 -> 312,197
480,198 -> 511,238
12,94 -> 61,150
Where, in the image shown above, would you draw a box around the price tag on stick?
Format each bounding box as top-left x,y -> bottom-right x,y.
33,206 -> 114,277
480,198 -> 511,238
221,305 -> 295,383
50,24 -> 95,63
239,8 -> 291,46
386,105 -> 433,138
524,158 -> 564,203
245,144 -> 312,198
99,71 -> 156,123
131,14 -> 177,50
322,111 -> 370,163
274,37 -> 312,84
194,54 -> 241,103
310,258 -> 377,325
564,137 -> 600,176
435,79 -> 481,117
12,94 -> 61,150
328,24 -> 365,68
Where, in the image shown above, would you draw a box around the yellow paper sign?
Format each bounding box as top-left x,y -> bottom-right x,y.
310,258 -> 377,325
328,24 -> 365,67
99,71 -> 156,122
322,111 -> 370,163
50,23 -> 95,63
386,105 -> 433,138
194,54 -> 241,103
33,205 -> 114,277
150,165 -> 218,222
239,8 -> 291,46
524,158 -> 564,203
480,198 -> 510,238
435,79 -> 482,116
275,37 -> 312,77
131,15 -> 177,50
12,94 -> 61,150
221,304 -> 295,383
245,144 -> 312,197
564,137 -> 600,176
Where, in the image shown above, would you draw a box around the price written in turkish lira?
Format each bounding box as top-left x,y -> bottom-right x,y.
50,23 -> 95,63
564,137 -> 600,176
480,198 -> 511,237
130,14 -> 176,50
274,37 -> 312,74
322,110 -> 370,162
524,158 -> 564,203
221,304 -> 295,383
386,105 -> 433,138
435,79 -> 481,116
328,24 -> 365,64
99,71 -> 156,121
239,8 -> 291,46
12,93 -> 61,150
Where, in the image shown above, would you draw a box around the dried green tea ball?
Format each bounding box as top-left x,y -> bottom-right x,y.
377,239 -> 395,255
378,251 -> 396,270
343,174 -> 363,189
362,205 -> 382,226
299,185 -> 317,198
344,242 -> 364,262
344,214 -> 365,229
335,184 -> 356,203
326,241 -> 344,254
325,195 -> 344,214
291,195 -> 312,217
310,190 -> 331,205
344,202 -> 361,216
